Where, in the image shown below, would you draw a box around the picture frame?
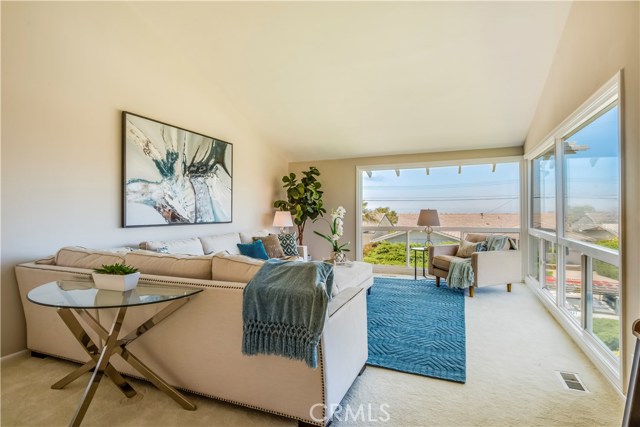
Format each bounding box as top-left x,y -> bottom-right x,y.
122,111 -> 233,227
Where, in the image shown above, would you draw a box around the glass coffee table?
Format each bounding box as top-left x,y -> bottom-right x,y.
27,280 -> 203,427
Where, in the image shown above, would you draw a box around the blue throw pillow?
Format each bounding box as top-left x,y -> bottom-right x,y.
237,240 -> 269,260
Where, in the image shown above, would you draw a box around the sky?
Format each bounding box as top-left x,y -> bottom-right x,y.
362,105 -> 619,216
363,163 -> 520,214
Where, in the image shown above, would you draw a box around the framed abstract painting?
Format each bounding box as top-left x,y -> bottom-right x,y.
122,111 -> 232,227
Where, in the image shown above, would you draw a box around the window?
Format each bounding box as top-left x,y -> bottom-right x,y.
563,248 -> 583,324
359,161 -> 520,267
532,147 -> 556,231
526,75 -> 621,384
563,105 -> 620,250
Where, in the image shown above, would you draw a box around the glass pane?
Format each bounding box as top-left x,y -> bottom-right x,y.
361,163 -> 520,262
362,231 -> 408,266
563,104 -> 619,250
563,248 -> 583,323
528,236 -> 540,281
532,147 -> 556,231
542,241 -> 557,300
591,259 -> 620,357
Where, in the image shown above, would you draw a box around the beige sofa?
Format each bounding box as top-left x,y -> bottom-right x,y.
427,233 -> 521,297
16,242 -> 373,426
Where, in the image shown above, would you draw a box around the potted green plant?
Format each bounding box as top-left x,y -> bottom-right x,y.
92,263 -> 140,292
314,206 -> 350,263
274,166 -> 326,245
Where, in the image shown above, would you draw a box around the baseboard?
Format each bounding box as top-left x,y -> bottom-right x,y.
0,349 -> 28,363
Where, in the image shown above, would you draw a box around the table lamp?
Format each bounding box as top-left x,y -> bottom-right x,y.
273,211 -> 294,234
417,209 -> 440,246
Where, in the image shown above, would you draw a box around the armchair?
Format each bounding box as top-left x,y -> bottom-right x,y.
427,233 -> 522,297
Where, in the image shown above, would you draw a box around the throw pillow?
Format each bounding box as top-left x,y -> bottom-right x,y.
456,240 -> 477,258
475,241 -> 488,252
276,233 -> 299,257
237,240 -> 269,260
253,235 -> 285,259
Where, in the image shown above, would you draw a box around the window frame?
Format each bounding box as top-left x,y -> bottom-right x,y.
524,72 -> 623,389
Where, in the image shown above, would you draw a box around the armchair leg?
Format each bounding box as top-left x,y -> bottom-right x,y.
469,286 -> 475,297
507,283 -> 512,293
435,277 -> 440,287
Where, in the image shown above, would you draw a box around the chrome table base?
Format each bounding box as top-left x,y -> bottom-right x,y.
54,298 -> 196,426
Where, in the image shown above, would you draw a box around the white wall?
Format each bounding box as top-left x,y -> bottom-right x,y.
1,2 -> 289,355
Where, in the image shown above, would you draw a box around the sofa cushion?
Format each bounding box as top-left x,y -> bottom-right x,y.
55,247 -> 126,269
237,240 -> 269,260
124,251 -> 212,280
252,235 -> 285,259
432,255 -> 465,271
277,233 -> 299,257
138,237 -> 204,256
239,230 -> 269,244
211,252 -> 265,283
200,233 -> 241,255
465,233 -> 488,243
455,240 -> 477,258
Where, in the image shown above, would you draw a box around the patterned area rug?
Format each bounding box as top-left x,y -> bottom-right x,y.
367,277 -> 466,383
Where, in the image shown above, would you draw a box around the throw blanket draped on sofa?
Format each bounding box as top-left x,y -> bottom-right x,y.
446,235 -> 516,289
242,260 -> 334,368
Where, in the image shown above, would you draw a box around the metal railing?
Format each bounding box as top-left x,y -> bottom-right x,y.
361,226 -> 521,269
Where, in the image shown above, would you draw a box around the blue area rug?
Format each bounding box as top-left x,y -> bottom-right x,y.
366,277 -> 466,383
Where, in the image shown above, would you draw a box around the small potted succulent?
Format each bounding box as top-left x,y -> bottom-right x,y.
92,263 -> 140,292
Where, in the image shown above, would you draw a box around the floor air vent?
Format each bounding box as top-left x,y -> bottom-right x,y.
557,371 -> 588,392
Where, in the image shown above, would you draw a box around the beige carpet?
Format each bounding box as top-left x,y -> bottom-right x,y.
1,281 -> 624,426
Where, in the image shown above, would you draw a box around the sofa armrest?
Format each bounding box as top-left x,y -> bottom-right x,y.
428,245 -> 459,274
471,250 -> 522,287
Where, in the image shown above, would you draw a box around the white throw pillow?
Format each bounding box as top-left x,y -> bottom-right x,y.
200,233 -> 242,255
239,230 -> 269,244
139,237 -> 204,256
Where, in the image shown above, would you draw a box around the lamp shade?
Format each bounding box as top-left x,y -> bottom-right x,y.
273,211 -> 294,228
417,209 -> 440,227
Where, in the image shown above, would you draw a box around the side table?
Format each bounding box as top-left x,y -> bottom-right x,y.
27,280 -> 202,427
412,247 -> 428,280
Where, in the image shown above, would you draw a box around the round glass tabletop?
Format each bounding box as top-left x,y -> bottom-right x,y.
27,280 -> 203,309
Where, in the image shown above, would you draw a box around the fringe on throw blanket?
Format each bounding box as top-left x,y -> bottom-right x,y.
242,260 -> 334,368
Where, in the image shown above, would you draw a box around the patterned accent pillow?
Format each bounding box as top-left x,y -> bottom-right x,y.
475,241 -> 488,252
277,233 -> 299,257
252,235 -> 285,259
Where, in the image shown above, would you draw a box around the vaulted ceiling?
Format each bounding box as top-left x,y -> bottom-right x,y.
128,1 -> 572,161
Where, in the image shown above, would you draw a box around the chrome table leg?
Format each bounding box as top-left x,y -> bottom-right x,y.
69,306 -> 128,427
57,309 -> 136,398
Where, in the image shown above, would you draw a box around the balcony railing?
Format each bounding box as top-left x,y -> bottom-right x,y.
361,226 -> 520,270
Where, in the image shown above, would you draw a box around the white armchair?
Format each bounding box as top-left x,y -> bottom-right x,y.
427,233 -> 522,297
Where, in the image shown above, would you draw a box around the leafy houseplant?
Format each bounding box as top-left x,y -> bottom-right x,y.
92,263 -> 140,292
274,166 -> 326,245
314,206 -> 350,263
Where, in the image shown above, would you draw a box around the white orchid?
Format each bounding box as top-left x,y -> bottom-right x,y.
314,206 -> 350,253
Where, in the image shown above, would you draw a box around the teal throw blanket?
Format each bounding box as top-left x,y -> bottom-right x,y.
447,258 -> 474,290
242,260 -> 334,368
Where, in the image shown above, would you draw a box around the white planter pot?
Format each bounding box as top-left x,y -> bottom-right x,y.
92,272 -> 140,292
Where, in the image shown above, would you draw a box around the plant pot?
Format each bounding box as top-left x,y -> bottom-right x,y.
332,251 -> 347,264
92,272 -> 140,292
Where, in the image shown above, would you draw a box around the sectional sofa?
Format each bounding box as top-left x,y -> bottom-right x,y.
15,231 -> 373,426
